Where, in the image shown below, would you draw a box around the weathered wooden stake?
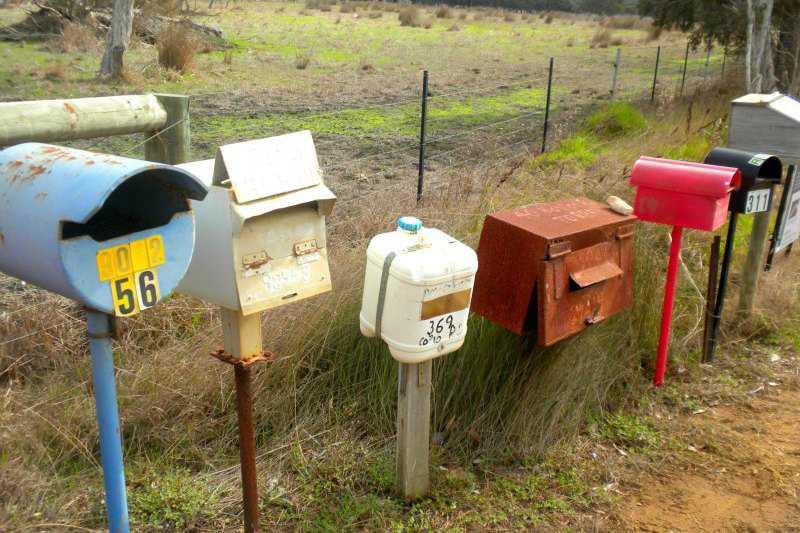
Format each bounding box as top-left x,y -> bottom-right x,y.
737,211 -> 771,319
610,48 -> 621,100
145,94 -> 191,165
396,360 -> 432,500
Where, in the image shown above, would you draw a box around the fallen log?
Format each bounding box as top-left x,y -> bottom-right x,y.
0,2 -> 228,50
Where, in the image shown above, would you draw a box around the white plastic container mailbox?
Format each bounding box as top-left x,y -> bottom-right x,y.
360,217 -> 478,363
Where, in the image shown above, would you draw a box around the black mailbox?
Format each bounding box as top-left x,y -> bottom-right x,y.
704,147 -> 783,214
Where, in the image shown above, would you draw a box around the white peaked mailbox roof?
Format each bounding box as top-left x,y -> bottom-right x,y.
214,130 -> 329,203
729,92 -> 800,164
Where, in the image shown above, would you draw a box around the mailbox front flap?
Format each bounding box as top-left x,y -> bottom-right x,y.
631,156 -> 741,198
703,147 -> 782,188
570,261 -> 622,288
213,131 -> 322,204
230,183 -> 336,233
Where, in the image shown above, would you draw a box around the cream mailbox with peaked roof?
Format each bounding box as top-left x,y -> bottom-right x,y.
177,131 -> 336,314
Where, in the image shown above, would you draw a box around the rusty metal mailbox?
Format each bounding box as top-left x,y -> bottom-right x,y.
471,197 -> 636,346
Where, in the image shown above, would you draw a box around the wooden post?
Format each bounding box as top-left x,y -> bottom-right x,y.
396,360 -> 432,499
737,211 -> 771,318
145,94 -> 191,164
610,48 -> 621,100
0,95 -> 167,146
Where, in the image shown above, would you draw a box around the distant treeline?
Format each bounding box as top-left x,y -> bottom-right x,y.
413,0 -> 638,14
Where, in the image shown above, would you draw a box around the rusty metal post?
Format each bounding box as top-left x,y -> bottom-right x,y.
214,308 -> 271,533
702,235 -> 721,363
234,365 -> 260,533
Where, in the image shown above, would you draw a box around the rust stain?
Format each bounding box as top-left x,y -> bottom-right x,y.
6,160 -> 23,168
85,160 -> 95,166
28,165 -> 46,177
0,233 -> 5,245
63,102 -> 77,114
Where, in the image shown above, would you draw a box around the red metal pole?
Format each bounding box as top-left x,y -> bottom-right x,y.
654,226 -> 684,387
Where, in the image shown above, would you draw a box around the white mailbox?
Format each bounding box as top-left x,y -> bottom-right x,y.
360,217 -> 478,363
177,131 -> 336,314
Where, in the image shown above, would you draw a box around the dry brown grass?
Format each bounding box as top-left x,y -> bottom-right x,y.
398,5 -> 421,27
503,11 -> 516,22
47,22 -> 97,53
434,4 -> 452,18
602,14 -> 652,31
646,23 -> 663,41
590,28 -> 623,48
156,24 -> 197,72
43,62 -> 67,81
295,53 -> 311,69
340,2 -> 357,13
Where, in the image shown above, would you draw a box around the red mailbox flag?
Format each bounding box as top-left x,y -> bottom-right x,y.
630,157 -> 740,386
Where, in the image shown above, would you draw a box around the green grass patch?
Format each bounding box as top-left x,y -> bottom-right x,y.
128,468 -> 219,529
597,413 -> 661,452
584,102 -> 646,138
537,134 -> 599,167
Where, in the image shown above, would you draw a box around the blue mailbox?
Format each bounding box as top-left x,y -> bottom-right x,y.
0,143 -> 207,533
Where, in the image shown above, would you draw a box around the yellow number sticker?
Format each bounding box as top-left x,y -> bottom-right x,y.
96,249 -> 116,282
147,235 -> 165,267
111,275 -> 139,317
135,269 -> 161,310
114,244 -> 132,276
130,239 -> 150,272
98,235 -> 165,316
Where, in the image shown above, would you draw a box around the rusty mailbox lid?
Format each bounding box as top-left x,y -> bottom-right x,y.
471,197 -> 637,340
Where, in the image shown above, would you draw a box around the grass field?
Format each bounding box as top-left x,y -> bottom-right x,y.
0,3 -> 779,531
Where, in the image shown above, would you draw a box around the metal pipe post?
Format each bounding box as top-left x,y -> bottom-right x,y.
416,70 -> 429,204
654,225 -> 683,387
706,213 -> 739,362
680,42 -> 690,95
86,310 -> 130,533
234,365 -> 261,533
541,57 -> 554,153
766,165 -> 795,271
651,46 -> 661,103
610,48 -> 621,100
702,235 -> 722,363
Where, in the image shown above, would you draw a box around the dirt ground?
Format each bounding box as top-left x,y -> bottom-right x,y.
617,369 -> 800,532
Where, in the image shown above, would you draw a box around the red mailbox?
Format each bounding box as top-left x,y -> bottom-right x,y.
631,156 -> 740,231
630,156 -> 740,387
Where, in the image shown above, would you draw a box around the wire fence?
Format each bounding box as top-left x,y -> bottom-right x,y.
0,40 -> 739,354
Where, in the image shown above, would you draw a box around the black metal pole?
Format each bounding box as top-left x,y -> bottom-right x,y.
680,42 -> 690,96
541,57 -> 554,153
702,235 -> 722,363
766,164 -> 795,271
416,70 -> 429,205
721,46 -> 727,78
706,213 -> 739,362
651,46 -> 661,103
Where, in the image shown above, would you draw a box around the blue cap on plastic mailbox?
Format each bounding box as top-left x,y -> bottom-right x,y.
397,216 -> 422,232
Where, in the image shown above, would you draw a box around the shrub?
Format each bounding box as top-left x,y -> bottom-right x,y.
646,23 -> 663,41
398,5 -> 421,27
156,24 -> 196,73
590,28 -> 614,48
434,4 -> 451,18
48,21 -> 97,53
295,53 -> 311,69
584,102 -> 647,138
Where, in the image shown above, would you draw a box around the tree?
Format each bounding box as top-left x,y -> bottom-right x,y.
99,0 -> 135,78
639,0 -> 800,93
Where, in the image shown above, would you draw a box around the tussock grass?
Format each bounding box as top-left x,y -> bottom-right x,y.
157,24 -> 197,72
0,84 -> 764,529
398,5 -> 421,27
